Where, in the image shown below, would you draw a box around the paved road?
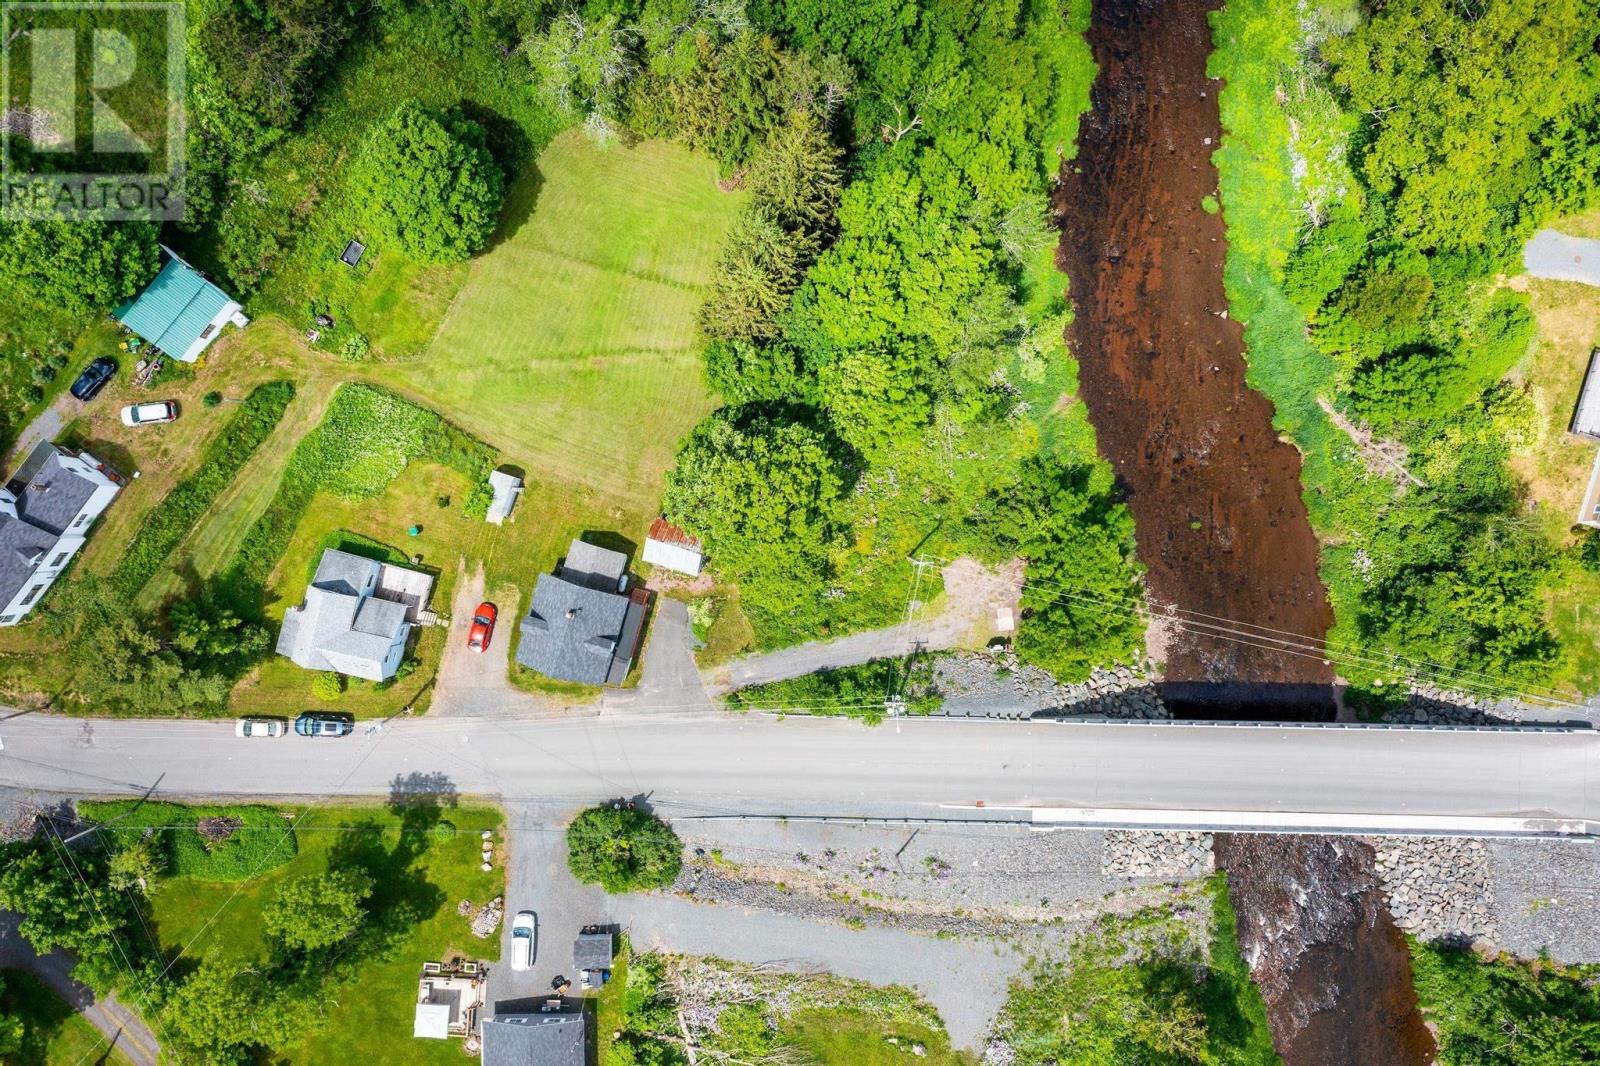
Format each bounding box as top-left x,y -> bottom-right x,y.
0,912 -> 158,1066
2,715 -> 1597,835
1524,229 -> 1600,287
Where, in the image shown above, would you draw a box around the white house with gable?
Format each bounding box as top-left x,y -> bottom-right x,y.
0,443 -> 123,626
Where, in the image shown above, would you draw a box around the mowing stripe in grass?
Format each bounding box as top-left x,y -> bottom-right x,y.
109,381 -> 296,600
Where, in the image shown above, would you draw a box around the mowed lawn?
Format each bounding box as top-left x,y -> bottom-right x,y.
396,130 -> 742,505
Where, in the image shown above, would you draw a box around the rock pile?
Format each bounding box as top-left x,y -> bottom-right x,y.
1382,683 -> 1533,726
470,895 -> 504,939
1372,837 -> 1497,942
1102,830 -> 1214,878
931,652 -> 1167,720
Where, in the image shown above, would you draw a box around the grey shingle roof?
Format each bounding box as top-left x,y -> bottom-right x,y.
312,548 -> 378,595
9,449 -> 97,537
515,574 -> 630,686
277,549 -> 415,681
0,516 -> 59,606
573,932 -> 613,971
561,540 -> 628,591
481,1013 -> 584,1066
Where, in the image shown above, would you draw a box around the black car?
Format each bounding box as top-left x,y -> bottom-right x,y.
69,358 -> 117,401
294,711 -> 354,738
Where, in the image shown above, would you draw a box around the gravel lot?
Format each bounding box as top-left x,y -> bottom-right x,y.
1486,839 -> 1600,962
673,820 -> 1205,926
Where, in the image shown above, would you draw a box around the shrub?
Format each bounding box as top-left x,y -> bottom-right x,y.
347,100 -> 504,263
109,381 -> 294,598
83,801 -> 297,882
310,673 -> 344,701
725,655 -> 941,722
202,390 -> 223,408
566,806 -> 682,893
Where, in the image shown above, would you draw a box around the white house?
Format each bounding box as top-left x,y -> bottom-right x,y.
0,443 -> 123,626
276,549 -> 435,681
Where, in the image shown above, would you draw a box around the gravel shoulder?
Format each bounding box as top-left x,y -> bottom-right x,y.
708,558 -> 1022,695
1485,839 -> 1600,961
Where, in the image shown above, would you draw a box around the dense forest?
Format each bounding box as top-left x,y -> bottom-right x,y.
1212,0 -> 1600,701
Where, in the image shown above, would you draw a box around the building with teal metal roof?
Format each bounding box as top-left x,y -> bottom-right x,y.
114,248 -> 247,362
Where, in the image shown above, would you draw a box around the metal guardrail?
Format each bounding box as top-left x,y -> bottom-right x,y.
1044,717 -> 1591,734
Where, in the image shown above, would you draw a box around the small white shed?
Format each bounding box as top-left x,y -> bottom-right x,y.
643,517 -> 704,576
486,469 -> 523,525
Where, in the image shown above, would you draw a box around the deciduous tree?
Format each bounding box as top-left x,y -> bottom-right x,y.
348,100 -> 504,263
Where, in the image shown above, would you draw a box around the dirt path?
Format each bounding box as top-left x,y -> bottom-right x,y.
707,558 -> 1022,696
1054,0 -> 1333,694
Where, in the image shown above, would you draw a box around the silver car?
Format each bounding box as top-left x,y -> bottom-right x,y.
509,911 -> 536,971
234,716 -> 283,738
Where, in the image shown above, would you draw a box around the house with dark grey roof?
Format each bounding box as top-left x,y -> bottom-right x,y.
0,443 -> 123,626
480,1012 -> 584,1066
114,247 -> 247,363
276,549 -> 435,681
515,539 -> 647,686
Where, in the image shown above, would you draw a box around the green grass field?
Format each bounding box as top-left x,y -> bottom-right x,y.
142,801 -> 503,1065
394,130 -> 741,504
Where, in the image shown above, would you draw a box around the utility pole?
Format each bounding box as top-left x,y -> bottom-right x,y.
886,556 -> 937,717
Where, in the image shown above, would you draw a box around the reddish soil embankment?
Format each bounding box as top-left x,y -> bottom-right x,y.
1054,0 -> 1332,693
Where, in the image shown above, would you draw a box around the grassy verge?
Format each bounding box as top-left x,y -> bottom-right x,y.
606,948 -> 972,1066
991,874 -> 1278,1064
83,800 -> 298,882
725,655 -> 942,722
0,968 -> 130,1066
1410,941 -> 1600,1061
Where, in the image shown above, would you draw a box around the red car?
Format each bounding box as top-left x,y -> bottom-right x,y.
467,602 -> 497,652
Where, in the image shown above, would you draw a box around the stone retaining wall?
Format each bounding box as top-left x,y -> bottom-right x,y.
1102,830 -> 1214,878
1372,836 -> 1497,943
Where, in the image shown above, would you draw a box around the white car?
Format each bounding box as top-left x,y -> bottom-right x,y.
234,716 -> 283,738
120,401 -> 178,426
509,911 -> 536,971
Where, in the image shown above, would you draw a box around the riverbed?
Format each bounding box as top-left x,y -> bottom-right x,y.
1052,0 -> 1432,1060
1053,0 -> 1333,708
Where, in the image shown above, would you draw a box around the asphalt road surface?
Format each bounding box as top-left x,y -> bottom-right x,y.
2,715 -> 1596,834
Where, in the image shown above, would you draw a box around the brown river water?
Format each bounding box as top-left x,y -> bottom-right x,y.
1052,0 -> 1436,1060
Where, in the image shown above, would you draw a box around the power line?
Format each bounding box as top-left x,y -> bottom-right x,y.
999,566 -> 1590,713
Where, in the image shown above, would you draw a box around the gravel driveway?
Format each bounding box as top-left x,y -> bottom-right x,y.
2,394 -> 68,468
710,557 -> 1023,695
494,802 -> 610,1012
610,891 -> 1026,1050
1523,229 -> 1600,286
